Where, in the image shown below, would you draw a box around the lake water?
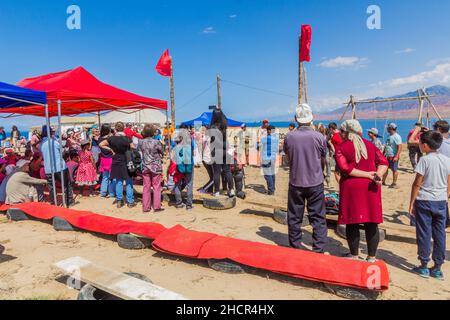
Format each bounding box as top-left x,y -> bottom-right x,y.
246,118 -> 446,141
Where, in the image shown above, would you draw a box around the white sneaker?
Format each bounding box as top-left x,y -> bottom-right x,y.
229,189 -> 235,197
213,192 -> 220,197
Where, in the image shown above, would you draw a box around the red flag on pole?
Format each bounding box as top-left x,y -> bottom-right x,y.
156,49 -> 172,77
300,25 -> 312,62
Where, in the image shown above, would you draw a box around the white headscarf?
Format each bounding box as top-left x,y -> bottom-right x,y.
340,120 -> 368,163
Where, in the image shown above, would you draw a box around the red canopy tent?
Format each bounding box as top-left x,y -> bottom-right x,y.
0,67 -> 168,208
0,66 -> 167,117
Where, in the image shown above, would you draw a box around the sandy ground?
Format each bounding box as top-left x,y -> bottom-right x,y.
0,147 -> 449,300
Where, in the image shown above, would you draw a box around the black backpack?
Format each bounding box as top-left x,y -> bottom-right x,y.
126,149 -> 142,176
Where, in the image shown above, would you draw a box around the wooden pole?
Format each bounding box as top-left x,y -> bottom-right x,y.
298,61 -> 303,106
338,101 -> 351,124
303,64 -> 308,104
97,112 -> 101,128
417,89 -> 424,124
422,88 -> 443,120
170,64 -> 175,130
217,74 -> 222,110
350,95 -> 357,120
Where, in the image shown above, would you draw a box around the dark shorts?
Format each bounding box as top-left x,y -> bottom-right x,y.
388,159 -> 399,171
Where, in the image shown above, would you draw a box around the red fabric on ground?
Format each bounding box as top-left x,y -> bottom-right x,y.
0,203 -> 389,291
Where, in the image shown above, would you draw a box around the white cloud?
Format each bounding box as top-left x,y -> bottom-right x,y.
202,27 -> 216,34
376,62 -> 450,89
395,48 -> 416,54
318,56 -> 369,68
427,57 -> 450,67
229,14 -> 237,19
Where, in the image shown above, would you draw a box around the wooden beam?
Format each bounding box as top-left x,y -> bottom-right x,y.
54,257 -> 188,300
422,88 -> 443,120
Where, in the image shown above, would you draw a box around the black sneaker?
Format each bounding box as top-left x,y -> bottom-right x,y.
127,203 -> 137,208
154,208 -> 165,213
175,203 -> 185,209
117,200 -> 125,209
186,205 -> 193,211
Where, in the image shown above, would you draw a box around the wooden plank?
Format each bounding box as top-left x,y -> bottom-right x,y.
54,257 -> 188,300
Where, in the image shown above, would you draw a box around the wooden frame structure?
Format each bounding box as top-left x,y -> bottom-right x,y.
338,88 -> 443,124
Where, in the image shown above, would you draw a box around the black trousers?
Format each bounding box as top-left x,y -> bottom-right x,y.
346,223 -> 379,257
408,145 -> 422,169
46,168 -> 73,207
212,163 -> 233,194
201,162 -> 214,193
287,183 -> 328,253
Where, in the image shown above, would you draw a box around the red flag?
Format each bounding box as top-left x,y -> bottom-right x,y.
299,25 -> 312,62
156,49 -> 172,77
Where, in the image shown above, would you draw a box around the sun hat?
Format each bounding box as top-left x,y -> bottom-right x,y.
80,139 -> 90,146
4,148 -> 14,154
368,128 -> 380,137
241,123 -> 247,128
16,159 -> 30,169
387,123 -> 398,130
295,103 -> 314,124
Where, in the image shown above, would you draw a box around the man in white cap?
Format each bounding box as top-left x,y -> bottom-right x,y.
383,123 -> 403,188
283,103 -> 328,253
367,128 -> 384,152
5,159 -> 47,205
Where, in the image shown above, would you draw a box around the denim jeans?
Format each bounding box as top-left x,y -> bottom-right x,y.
174,172 -> 193,207
414,200 -> 447,266
264,175 -> 276,194
100,170 -> 115,197
46,169 -> 73,207
113,178 -> 134,204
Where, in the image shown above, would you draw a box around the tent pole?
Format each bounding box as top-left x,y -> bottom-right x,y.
45,104 -> 58,206
97,111 -> 101,128
57,100 -> 67,208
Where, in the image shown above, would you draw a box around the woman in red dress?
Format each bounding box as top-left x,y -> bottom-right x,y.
335,120 -> 388,262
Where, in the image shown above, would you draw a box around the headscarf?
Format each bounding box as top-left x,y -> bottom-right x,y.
340,120 -> 368,163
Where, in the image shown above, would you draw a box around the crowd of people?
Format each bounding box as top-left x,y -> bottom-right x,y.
0,104 -> 448,281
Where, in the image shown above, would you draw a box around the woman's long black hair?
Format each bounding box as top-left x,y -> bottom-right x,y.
210,109 -> 228,132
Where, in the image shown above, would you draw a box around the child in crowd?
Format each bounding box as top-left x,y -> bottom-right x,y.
65,151 -> 80,183
29,152 -> 45,202
75,140 -> 98,197
4,148 -> 18,166
409,131 -> 450,280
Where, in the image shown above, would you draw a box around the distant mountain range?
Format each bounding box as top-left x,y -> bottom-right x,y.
316,85 -> 450,120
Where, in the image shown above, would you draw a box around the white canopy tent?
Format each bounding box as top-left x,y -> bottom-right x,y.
101,108 -> 167,126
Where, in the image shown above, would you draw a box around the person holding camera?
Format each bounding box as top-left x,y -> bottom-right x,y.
407,122 -> 425,170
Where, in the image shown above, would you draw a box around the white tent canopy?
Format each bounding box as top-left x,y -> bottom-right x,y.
101,108 -> 166,126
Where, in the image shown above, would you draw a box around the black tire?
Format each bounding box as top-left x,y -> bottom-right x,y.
203,196 -> 236,210
273,209 -> 310,227
6,208 -> 29,221
336,225 -> 386,243
117,234 -> 152,250
324,283 -> 381,300
208,259 -> 246,274
53,217 -> 75,232
77,272 -> 153,300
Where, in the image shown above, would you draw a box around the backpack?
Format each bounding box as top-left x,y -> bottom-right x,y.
176,142 -> 194,174
126,149 -> 142,176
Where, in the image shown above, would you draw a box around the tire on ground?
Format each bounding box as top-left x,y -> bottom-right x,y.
273,209 -> 310,227
336,225 -> 386,243
208,259 -> 246,274
324,283 -> 381,300
53,217 -> 76,232
77,272 -> 153,300
203,196 -> 236,210
117,234 -> 153,250
6,208 -> 29,221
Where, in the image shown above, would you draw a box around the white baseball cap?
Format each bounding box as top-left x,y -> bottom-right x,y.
368,128 -> 379,136
295,103 -> 314,124
5,165 -> 16,176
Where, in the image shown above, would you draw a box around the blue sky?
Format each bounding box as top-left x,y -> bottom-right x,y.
1,0 -> 450,129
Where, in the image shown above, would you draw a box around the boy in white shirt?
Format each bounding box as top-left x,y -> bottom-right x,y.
409,131 -> 450,281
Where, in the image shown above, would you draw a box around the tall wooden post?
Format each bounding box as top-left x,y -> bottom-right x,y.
302,64 -> 308,104
417,89 -> 423,124
170,64 -> 175,130
350,95 -> 357,120
217,74 -> 222,110
298,62 -> 303,106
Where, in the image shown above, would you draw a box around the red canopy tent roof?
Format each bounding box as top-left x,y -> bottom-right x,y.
0,66 -> 167,117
